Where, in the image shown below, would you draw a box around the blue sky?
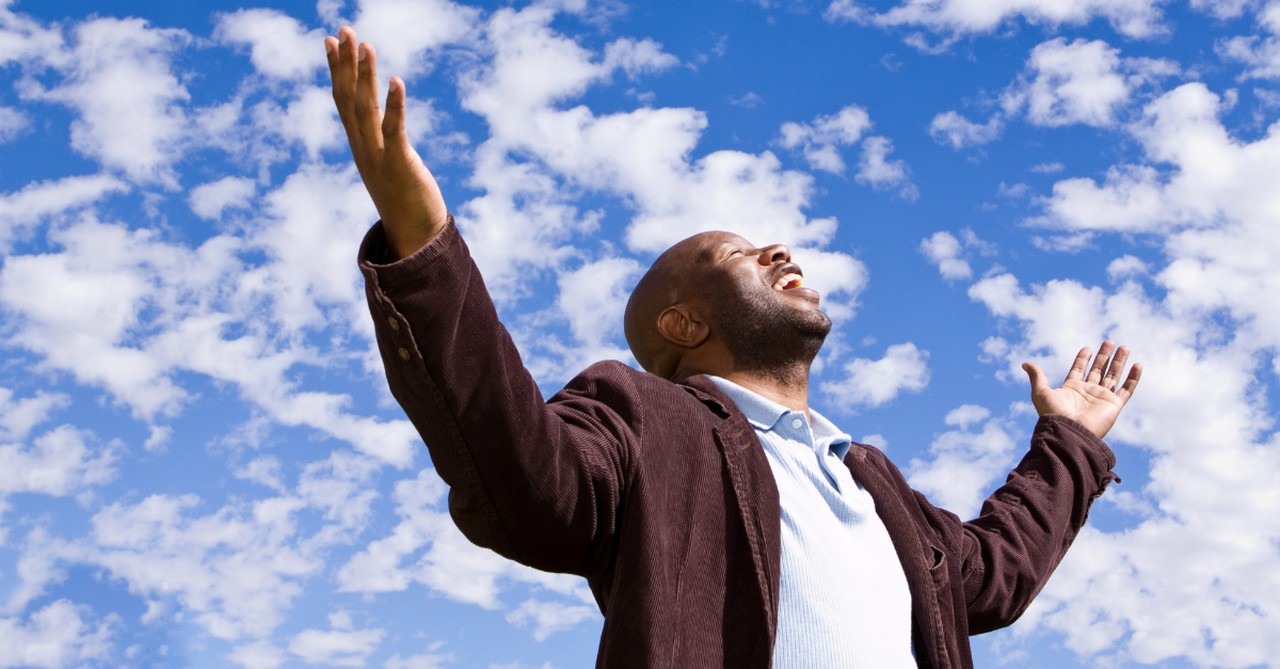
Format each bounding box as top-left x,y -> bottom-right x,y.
1,0 -> 1277,667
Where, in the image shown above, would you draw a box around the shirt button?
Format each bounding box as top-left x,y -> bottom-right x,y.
791,417 -> 803,429
397,347 -> 411,361
388,317 -> 400,331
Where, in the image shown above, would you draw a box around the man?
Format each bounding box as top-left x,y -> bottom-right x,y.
326,26 -> 1141,669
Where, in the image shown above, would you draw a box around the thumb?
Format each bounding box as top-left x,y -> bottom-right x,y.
1022,361 -> 1050,393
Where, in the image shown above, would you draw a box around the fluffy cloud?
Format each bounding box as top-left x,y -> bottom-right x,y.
214,9 -> 327,81
906,404 -> 1021,515
288,613 -> 385,667
0,424 -> 117,498
337,468 -> 597,636
0,105 -> 26,143
0,1 -> 66,68
0,174 -> 128,252
1004,38 -> 1176,128
446,2 -> 871,368
0,172 -> 419,465
932,37 -> 1179,153
821,342 -> 931,411
1217,1 -> 1280,79
8,449 -> 387,657
0,600 -> 114,669
928,110 -> 1003,149
855,136 -> 917,199
919,231 -> 971,280
349,0 -> 482,78
824,0 -> 1168,41
957,78 -> 1280,665
777,105 -> 872,173
20,18 -> 192,185
189,176 -> 257,221
506,597 -> 599,642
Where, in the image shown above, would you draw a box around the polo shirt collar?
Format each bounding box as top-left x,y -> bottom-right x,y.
706,376 -> 853,460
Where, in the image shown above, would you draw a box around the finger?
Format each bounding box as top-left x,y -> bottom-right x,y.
1101,345 -> 1130,391
382,75 -> 407,153
1023,361 -> 1051,394
353,41 -> 385,151
1086,340 -> 1115,384
329,27 -> 358,128
1114,362 -> 1142,402
1064,346 -> 1091,383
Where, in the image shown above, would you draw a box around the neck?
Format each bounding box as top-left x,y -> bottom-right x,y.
720,362 -> 812,417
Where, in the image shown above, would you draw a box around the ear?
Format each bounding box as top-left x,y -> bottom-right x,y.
656,303 -> 710,349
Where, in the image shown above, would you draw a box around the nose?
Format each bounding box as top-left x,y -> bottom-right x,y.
757,243 -> 790,265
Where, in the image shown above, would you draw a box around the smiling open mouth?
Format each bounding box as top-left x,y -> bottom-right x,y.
772,273 -> 804,291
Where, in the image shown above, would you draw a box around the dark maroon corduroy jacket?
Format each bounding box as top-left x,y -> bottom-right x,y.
359,220 -> 1119,669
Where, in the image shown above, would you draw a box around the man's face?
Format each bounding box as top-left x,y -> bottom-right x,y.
690,232 -> 832,372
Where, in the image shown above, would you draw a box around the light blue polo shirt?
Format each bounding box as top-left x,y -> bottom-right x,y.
708,376 -> 915,668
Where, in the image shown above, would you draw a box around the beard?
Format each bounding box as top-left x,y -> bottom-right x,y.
706,285 -> 832,379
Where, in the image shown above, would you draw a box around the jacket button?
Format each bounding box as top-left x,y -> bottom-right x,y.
388,317 -> 400,331
397,347 -> 411,361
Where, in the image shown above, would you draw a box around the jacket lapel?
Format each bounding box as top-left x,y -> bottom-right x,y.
679,375 -> 781,634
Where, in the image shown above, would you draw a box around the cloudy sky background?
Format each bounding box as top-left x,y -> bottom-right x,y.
1,0 -> 1278,666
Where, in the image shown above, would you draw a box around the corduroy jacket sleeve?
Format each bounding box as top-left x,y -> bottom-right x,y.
954,414 -> 1118,633
358,218 -> 637,576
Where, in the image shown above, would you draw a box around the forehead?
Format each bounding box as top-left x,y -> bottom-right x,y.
685,231 -> 754,262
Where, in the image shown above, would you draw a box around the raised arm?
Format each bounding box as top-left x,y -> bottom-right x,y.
325,26 -> 448,260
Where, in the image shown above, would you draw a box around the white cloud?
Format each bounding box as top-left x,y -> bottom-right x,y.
214,9 -> 326,81
350,0 -> 482,78
0,174 -> 128,252
384,651 -> 453,669
1219,35 -> 1280,79
0,424 -> 117,498
1106,254 -> 1150,281
821,342 -> 931,411
777,105 -> 873,173
189,176 -> 257,221
856,135 -> 917,199
928,110 -> 1003,149
506,597 -> 599,642
289,624 -> 385,667
1030,161 -> 1064,173
960,83 -> 1280,657
337,468 -> 598,638
1,173 -> 418,464
0,600 -> 114,669
602,37 -> 680,79
21,18 -> 192,185
252,86 -> 346,159
825,0 -> 1168,41
0,387 -> 68,442
521,256 -> 643,380
1216,1 -> 1280,78
1008,38 -> 1133,128
451,2 -> 868,327
0,105 -> 28,143
228,640 -> 287,669
0,2 -> 66,69
906,405 -> 1019,516
919,230 -> 972,280
6,454 -> 386,653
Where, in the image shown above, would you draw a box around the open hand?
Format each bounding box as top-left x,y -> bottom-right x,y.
1023,341 -> 1142,439
325,26 -> 448,260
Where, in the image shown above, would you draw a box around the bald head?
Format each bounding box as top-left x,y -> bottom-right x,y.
624,229 -> 831,382
623,232 -> 717,378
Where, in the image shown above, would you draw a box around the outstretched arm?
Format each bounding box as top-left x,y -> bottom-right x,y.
325,26 -> 448,260
1023,340 -> 1142,439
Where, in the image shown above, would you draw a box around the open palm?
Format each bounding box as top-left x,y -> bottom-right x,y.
1023,342 -> 1142,439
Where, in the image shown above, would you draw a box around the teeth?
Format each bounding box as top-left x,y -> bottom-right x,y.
772,273 -> 803,290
